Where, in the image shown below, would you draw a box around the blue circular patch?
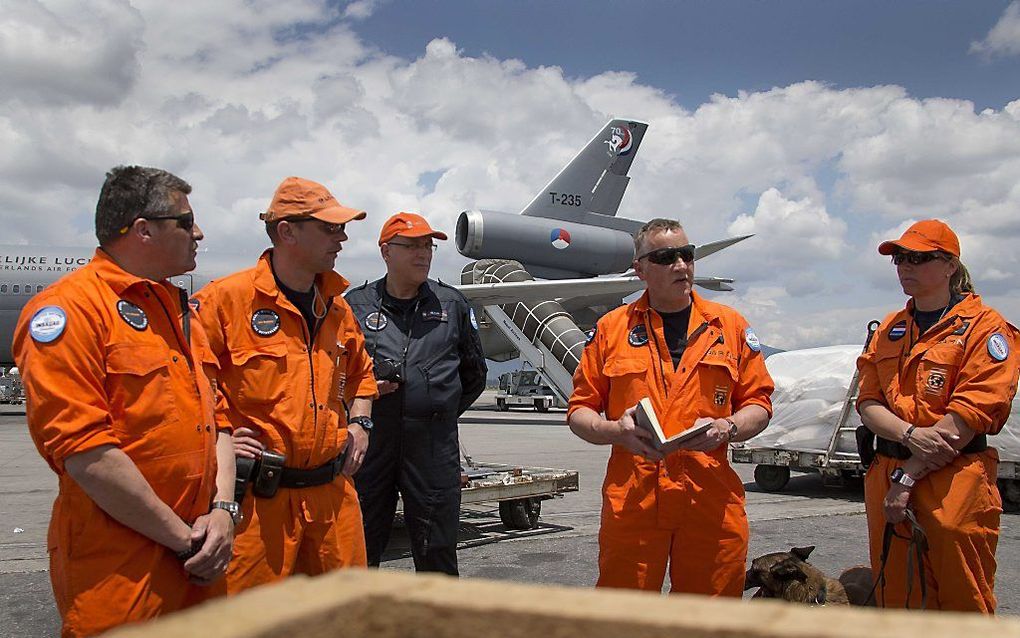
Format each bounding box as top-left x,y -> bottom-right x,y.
745,327 -> 761,352
628,324 -> 648,347
988,333 -> 1010,362
469,308 -> 479,330
29,306 -> 67,343
117,300 -> 149,331
888,320 -> 907,341
585,325 -> 597,345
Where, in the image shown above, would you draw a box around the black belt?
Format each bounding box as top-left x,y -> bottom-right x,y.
875,433 -> 987,460
279,453 -> 347,489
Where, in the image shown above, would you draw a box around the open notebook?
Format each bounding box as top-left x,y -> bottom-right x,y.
634,397 -> 714,454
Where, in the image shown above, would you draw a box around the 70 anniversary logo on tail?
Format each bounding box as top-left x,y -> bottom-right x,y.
604,126 -> 633,157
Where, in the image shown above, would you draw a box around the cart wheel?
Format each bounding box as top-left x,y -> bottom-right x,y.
998,479 -> 1020,513
499,498 -> 541,530
534,399 -> 549,413
496,398 -> 507,412
754,465 -> 791,492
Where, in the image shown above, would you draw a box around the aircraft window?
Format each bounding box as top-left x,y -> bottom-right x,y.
0,285 -> 6,294
12,285 -> 19,294
36,285 -> 43,293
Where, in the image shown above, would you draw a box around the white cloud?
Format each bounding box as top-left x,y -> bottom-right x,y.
970,1 -> 1020,58
2,1 -> 1020,350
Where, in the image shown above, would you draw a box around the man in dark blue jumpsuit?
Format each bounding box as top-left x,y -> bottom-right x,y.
346,212 -> 487,575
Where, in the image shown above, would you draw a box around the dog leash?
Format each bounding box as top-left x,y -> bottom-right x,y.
866,508 -> 929,609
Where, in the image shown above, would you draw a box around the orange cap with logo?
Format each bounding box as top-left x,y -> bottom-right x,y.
878,219 -> 960,257
260,177 -> 366,224
378,212 -> 448,246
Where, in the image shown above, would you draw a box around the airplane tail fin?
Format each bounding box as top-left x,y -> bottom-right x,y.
520,119 -> 648,232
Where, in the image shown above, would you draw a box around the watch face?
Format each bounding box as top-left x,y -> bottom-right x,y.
890,468 -> 904,482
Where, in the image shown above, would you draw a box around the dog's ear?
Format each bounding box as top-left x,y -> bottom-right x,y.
791,546 -> 815,561
770,557 -> 805,580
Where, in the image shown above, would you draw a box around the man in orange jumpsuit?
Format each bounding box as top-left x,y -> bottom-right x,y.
194,176 -> 377,593
857,219 -> 1020,611
568,218 -> 773,596
13,166 -> 236,637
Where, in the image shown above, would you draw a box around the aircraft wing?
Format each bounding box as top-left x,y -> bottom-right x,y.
457,275 -> 734,307
694,235 -> 752,260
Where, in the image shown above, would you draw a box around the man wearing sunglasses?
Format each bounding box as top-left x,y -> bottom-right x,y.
568,217 -> 774,597
193,177 -> 378,594
346,212 -> 487,575
14,166 -> 234,636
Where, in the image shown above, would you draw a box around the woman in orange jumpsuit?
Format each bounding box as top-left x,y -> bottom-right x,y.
856,219 -> 1020,612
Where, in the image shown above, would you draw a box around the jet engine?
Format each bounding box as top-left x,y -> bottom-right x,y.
455,210 -> 635,279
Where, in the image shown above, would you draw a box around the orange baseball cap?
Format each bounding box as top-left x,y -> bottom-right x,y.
378,212 -> 448,246
259,177 -> 366,224
878,219 -> 960,257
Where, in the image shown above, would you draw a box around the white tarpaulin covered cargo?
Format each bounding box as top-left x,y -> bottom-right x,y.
748,344 -> 1020,460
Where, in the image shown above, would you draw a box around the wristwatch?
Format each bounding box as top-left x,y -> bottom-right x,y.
724,418 -> 739,441
211,500 -> 241,525
349,415 -> 374,432
889,467 -> 916,489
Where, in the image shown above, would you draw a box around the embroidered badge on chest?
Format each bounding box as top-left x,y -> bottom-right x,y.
888,320 -> 907,341
364,311 -> 388,331
714,385 -> 729,406
988,333 -> 1010,362
29,305 -> 67,343
422,309 -> 448,322
628,324 -> 649,347
251,309 -> 281,336
925,367 -> 948,394
117,300 -> 149,331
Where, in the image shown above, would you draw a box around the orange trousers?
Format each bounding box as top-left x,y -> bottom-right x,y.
596,498 -> 749,596
226,477 -> 366,593
865,451 -> 1000,612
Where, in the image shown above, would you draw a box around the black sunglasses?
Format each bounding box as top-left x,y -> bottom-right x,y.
637,244 -> 696,265
891,250 -> 944,266
122,211 -> 195,234
282,217 -> 346,234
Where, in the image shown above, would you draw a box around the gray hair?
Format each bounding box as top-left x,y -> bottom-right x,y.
633,218 -> 685,255
95,166 -> 191,246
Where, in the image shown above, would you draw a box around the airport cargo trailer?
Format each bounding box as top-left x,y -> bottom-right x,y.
461,462 -> 580,530
730,339 -> 1020,511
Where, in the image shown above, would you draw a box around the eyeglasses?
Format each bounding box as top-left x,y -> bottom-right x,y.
283,218 -> 347,234
891,251 -> 944,266
637,244 -> 696,265
120,211 -> 195,234
387,241 -> 438,253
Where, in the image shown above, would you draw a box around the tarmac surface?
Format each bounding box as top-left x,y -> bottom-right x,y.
2,392 -> 1019,636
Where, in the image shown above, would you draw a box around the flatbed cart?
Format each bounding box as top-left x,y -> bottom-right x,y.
730,321 -> 1020,511
460,461 -> 580,530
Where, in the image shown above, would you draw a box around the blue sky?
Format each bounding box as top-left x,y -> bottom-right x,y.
351,1 -> 1017,110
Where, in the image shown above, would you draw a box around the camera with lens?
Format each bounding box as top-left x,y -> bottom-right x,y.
374,357 -> 403,384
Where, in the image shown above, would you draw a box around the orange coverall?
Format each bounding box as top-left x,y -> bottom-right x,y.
569,291 -> 774,595
194,251 -> 377,592
13,249 -> 223,638
857,293 -> 1020,611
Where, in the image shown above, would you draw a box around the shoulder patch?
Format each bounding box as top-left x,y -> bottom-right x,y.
888,320 -> 907,341
29,305 -> 67,343
251,309 -> 281,336
469,307 -> 479,330
117,300 -> 149,331
988,333 -> 1010,362
585,325 -> 597,345
744,327 -> 761,352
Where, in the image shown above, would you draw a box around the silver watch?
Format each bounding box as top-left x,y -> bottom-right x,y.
212,500 -> 241,525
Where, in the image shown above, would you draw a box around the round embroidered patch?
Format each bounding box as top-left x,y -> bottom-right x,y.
117,300 -> 149,331
29,306 -> 67,343
585,325 -> 597,345
744,327 -> 761,352
888,320 -> 907,341
251,309 -> 281,336
469,308 -> 479,330
628,324 -> 648,347
365,311 -> 388,332
988,333 -> 1009,362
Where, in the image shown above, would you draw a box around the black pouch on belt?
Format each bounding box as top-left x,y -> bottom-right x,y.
252,449 -> 286,498
234,456 -> 257,504
856,425 -> 877,468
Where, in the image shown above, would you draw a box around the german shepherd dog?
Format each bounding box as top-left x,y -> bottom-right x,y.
744,546 -> 874,606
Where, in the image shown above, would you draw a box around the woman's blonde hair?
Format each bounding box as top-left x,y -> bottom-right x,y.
946,255 -> 975,295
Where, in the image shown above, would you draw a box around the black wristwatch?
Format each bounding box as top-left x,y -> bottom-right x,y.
889,467 -> 916,489
211,500 -> 241,525
349,415 -> 374,432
